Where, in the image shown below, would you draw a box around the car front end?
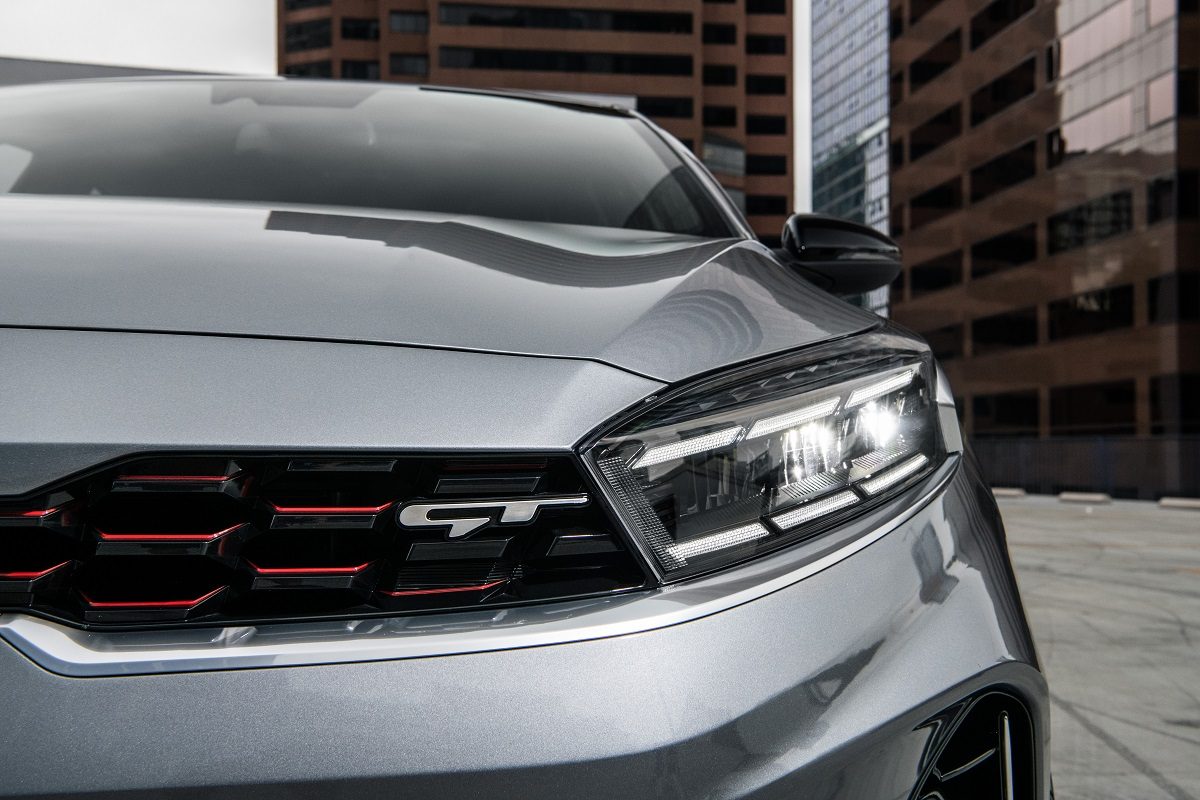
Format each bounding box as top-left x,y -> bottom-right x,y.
0,78 -> 1047,799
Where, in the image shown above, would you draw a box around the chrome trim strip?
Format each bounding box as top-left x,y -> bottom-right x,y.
0,457 -> 959,677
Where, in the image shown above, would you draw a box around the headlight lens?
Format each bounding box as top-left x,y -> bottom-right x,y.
586,346 -> 945,580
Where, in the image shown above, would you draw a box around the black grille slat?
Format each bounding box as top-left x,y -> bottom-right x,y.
0,454 -> 646,628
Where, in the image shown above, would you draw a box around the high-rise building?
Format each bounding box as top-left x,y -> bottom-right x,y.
888,0 -> 1198,496
810,0 -> 892,312
810,0 -> 890,229
278,0 -> 797,244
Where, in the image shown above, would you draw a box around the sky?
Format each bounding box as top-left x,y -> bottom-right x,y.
0,0 -> 276,74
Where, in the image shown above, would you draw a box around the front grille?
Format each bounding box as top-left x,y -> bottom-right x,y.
0,454 -> 648,628
913,691 -> 1037,800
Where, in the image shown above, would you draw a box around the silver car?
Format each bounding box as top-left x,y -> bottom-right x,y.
0,78 -> 1048,799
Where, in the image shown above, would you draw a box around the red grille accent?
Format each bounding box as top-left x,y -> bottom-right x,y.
0,508 -> 60,519
268,503 -> 392,514
0,561 -> 71,580
117,475 -> 234,482
96,524 -> 245,543
0,454 -> 646,628
248,562 -> 373,576
381,580 -> 506,597
80,586 -> 226,610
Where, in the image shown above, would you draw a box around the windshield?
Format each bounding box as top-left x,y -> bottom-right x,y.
0,80 -> 737,238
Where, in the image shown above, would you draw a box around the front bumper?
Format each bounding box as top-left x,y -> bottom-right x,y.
0,456 -> 1047,799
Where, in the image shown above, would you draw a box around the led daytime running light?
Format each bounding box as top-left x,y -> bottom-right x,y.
846,369 -> 915,407
860,453 -> 929,495
770,490 -> 860,531
746,398 -> 840,440
630,426 -> 743,469
666,522 -> 770,561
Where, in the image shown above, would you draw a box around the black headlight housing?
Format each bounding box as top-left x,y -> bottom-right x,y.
585,330 -> 953,581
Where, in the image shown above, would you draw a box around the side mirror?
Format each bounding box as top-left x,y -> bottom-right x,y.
773,213 -> 902,295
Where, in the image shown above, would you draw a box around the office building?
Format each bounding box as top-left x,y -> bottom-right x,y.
888,0 -> 1198,495
810,0 -> 892,312
278,0 -> 798,243
810,0 -> 890,229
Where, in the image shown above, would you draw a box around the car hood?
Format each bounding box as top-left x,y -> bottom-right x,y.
0,195 -> 879,383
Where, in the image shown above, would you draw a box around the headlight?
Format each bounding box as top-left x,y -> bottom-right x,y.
586,336 -> 949,580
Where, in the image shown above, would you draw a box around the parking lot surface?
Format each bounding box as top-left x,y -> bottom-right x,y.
1001,495 -> 1200,800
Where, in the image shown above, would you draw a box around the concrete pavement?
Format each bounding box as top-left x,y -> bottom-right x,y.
1001,495 -> 1200,800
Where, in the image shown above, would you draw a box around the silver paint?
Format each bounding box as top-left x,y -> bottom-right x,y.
0,328 -> 662,495
0,194 -> 879,383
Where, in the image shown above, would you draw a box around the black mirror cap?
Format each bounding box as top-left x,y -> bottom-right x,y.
776,213 -> 902,295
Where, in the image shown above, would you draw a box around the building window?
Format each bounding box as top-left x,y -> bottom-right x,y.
703,105 -> 737,126
703,64 -> 737,85
971,223 -> 1037,278
748,0 -> 787,11
284,19 -> 332,52
1180,69 -> 1200,116
438,4 -> 692,33
910,177 -> 962,228
1047,285 -> 1134,341
341,18 -> 380,40
909,250 -> 963,296
890,70 -> 904,107
972,307 -> 1038,355
910,0 -> 944,24
284,60 -> 332,77
1148,174 -> 1177,223
1047,190 -> 1133,254
702,133 -> 746,176
745,34 -> 786,54
284,0 -> 329,9
970,57 -> 1035,126
341,59 -> 380,80
891,139 -> 905,169
1147,71 -> 1175,126
890,5 -> 904,39
703,23 -> 737,44
891,203 -> 905,235
970,0 -> 1035,49
746,74 -> 786,94
1151,374 -> 1200,434
974,390 -> 1039,437
970,140 -> 1036,203
1182,169 -> 1199,217
1059,0 -> 1132,77
746,154 -> 787,175
909,102 -> 961,161
746,114 -> 786,134
909,29 -> 961,92
439,47 -> 693,75
389,11 -> 429,33
924,324 -> 965,361
1045,129 -> 1065,169
1047,92 -> 1133,170
1050,380 -> 1136,436
1148,273 -> 1200,323
746,195 -> 789,215
637,96 -> 694,118
390,53 -> 429,75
